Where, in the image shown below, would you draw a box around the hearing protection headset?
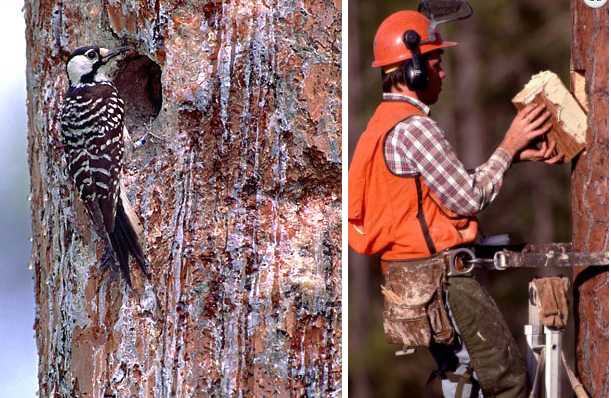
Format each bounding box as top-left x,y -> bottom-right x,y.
372,10 -> 464,90
402,30 -> 428,91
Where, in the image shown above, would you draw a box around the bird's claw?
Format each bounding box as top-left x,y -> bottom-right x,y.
101,245 -> 119,282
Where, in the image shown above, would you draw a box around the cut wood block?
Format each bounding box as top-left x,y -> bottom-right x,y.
512,71 -> 587,162
570,70 -> 588,111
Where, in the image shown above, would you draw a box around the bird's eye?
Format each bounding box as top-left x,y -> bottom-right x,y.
87,51 -> 97,60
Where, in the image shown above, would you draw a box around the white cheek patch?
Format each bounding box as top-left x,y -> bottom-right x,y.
67,55 -> 94,83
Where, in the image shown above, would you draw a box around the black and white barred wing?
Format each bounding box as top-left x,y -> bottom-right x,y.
60,82 -> 125,234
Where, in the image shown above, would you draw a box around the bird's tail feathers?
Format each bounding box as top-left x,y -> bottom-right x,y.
109,192 -> 148,286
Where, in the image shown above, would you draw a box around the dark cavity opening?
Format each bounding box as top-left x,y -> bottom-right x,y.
113,54 -> 162,135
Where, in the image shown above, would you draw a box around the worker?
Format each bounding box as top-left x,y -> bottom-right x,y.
348,10 -> 563,398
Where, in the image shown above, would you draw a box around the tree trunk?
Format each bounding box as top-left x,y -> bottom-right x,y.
347,2 -> 375,398
25,1 -> 341,397
570,1 -> 609,397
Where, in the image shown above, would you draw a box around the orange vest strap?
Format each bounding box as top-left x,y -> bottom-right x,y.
415,177 -> 437,255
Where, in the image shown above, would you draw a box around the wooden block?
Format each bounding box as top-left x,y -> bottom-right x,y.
512,71 -> 587,162
570,70 -> 588,111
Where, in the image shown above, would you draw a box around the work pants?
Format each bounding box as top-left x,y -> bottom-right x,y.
430,276 -> 528,398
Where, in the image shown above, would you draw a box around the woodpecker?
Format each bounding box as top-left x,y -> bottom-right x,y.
60,46 -> 148,286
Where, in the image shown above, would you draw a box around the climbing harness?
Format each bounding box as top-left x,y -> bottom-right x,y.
444,244 -> 608,276
444,247 -> 507,276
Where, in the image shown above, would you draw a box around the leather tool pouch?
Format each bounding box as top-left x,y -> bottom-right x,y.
381,258 -> 454,348
530,276 -> 570,330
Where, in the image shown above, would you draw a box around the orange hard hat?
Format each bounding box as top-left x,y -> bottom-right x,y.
372,10 -> 457,68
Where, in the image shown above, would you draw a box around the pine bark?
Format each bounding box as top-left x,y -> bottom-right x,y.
570,1 -> 609,397
25,1 -> 341,397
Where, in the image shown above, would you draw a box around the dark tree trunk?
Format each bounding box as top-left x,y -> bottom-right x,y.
570,1 -> 609,397
25,0 -> 341,396
347,2 -> 375,397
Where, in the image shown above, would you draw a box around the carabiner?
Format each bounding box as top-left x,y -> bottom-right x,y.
447,247 -> 476,276
494,251 -> 508,270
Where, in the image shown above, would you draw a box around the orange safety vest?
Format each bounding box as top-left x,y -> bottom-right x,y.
348,99 -> 479,260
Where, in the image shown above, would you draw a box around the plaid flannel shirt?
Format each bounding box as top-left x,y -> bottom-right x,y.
383,93 -> 513,216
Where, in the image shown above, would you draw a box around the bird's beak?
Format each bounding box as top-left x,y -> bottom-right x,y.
99,47 -> 130,63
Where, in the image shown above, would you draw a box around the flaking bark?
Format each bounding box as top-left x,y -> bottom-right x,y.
570,1 -> 609,397
25,0 -> 341,397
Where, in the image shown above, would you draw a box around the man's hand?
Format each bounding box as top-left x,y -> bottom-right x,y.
517,140 -> 565,164
500,104 -> 552,159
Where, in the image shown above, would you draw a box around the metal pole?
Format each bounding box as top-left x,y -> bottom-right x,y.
525,284 -> 544,397
544,327 -> 562,398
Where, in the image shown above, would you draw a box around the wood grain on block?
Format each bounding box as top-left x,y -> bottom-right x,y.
570,70 -> 588,111
512,71 -> 587,162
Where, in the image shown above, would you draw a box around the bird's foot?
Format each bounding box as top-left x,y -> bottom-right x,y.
101,244 -> 119,282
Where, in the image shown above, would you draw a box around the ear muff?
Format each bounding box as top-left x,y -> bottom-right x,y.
402,30 -> 428,91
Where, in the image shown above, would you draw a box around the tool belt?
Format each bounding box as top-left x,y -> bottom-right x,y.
381,247 -> 529,397
381,253 -> 455,349
379,245 -> 510,349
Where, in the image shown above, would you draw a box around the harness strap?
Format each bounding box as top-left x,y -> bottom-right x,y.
423,368 -> 479,398
451,366 -> 478,398
415,177 -> 437,255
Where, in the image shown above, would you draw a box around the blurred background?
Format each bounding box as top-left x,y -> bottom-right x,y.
0,1 -> 37,396
348,0 -> 573,396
